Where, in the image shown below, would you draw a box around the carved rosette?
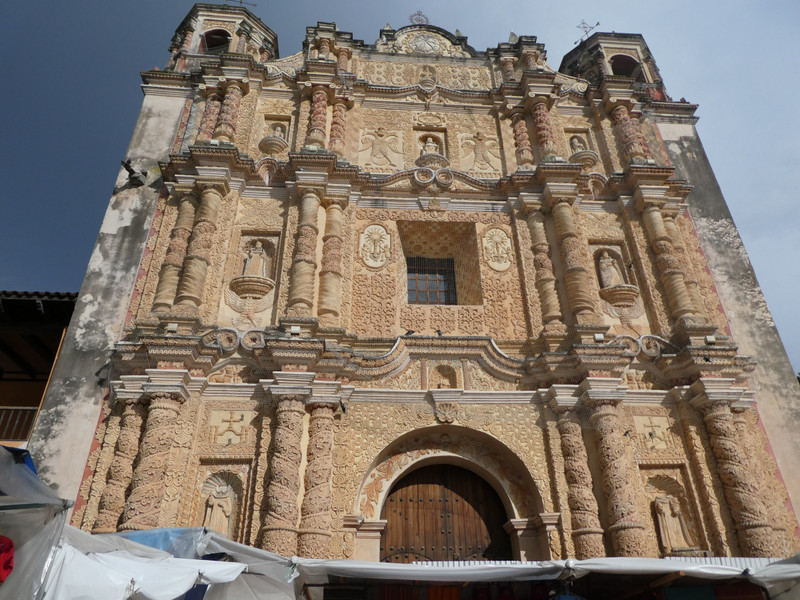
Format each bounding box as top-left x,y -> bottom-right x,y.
610,104 -> 651,164
550,200 -> 596,318
213,82 -> 245,143
510,111 -> 534,168
153,191 -> 198,312
588,399 -> 648,556
93,398 -> 146,533
196,92 -> 222,144
287,190 -> 321,317
305,86 -> 328,148
531,101 -> 558,159
693,396 -> 780,556
298,402 -> 336,557
328,101 -> 348,158
261,394 -> 306,555
119,392 -> 185,531
524,210 -> 564,329
556,412 -> 605,558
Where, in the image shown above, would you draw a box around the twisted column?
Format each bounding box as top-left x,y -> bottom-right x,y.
328,100 -> 348,158
93,398 -> 146,533
304,86 -> 328,148
213,82 -> 245,143
119,392 -> 185,530
298,401 -> 336,557
500,57 -> 516,81
235,24 -> 252,53
531,100 -> 558,160
639,203 -> 694,320
196,92 -> 222,144
549,199 -> 596,319
523,52 -> 539,71
287,189 -> 321,317
524,209 -> 564,329
691,388 -> 779,556
317,38 -> 332,59
336,48 -> 351,72
588,398 -> 648,556
663,215 -> 704,318
260,394 -> 306,555
610,104 -> 650,164
153,191 -> 197,312
510,110 -> 534,169
556,411 -> 605,558
318,199 -> 345,326
174,185 -> 224,309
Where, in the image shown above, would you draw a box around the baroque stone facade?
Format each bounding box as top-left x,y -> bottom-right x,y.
59,4 -> 800,562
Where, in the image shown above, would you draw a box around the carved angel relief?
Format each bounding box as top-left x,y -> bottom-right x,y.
359,128 -> 404,171
460,132 -> 501,172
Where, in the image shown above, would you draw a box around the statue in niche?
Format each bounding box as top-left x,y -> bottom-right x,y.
654,495 -> 695,555
598,250 -> 624,288
361,128 -> 402,167
270,123 -> 286,139
422,136 -> 440,155
570,135 -> 588,153
243,240 -> 268,278
203,481 -> 234,537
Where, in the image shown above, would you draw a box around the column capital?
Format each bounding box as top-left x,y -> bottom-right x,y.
546,384 -> 581,411
142,368 -> 192,403
689,378 -> 746,411
195,178 -> 230,197
219,77 -> 249,94
579,377 -> 627,407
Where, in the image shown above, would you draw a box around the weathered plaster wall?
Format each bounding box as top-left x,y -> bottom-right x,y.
28,92 -> 187,499
657,121 -> 800,515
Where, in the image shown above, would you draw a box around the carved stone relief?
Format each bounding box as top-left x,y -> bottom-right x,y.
359,224 -> 392,268
482,227 -> 513,272
459,132 -> 501,173
358,128 -> 404,171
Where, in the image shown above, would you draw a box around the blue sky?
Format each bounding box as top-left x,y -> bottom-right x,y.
1,0 -> 797,370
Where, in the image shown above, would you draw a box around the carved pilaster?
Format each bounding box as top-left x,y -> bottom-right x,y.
92,397 -> 146,533
305,86 -> 329,148
153,191 -> 198,312
610,103 -> 650,164
260,378 -> 310,555
531,100 -> 558,160
637,201 -> 694,321
196,92 -> 222,144
548,198 -> 596,320
119,389 -> 186,531
328,101 -> 348,158
523,207 -> 564,330
298,401 -> 336,557
510,110 -> 534,169
555,410 -> 605,558
690,381 -> 781,557
174,184 -> 224,310
287,189 -> 321,317
318,198 -> 346,326
213,82 -> 245,143
583,380 -> 648,556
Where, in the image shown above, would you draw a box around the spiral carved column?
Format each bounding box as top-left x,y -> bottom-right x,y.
663,214 -> 704,318
235,24 -> 252,53
298,401 -> 336,557
691,386 -> 780,556
531,100 -> 558,160
638,202 -> 694,321
610,104 -> 650,164
510,110 -> 534,169
174,185 -> 224,309
119,392 -> 185,530
524,209 -> 564,329
153,191 -> 198,312
196,92 -> 222,144
304,86 -> 329,148
500,57 -> 516,81
587,398 -> 648,556
318,199 -> 345,326
260,394 -> 306,555
336,48 -> 351,72
549,199 -> 596,319
328,101 -> 348,158
93,397 -> 146,533
556,411 -> 605,558
287,189 -> 321,317
213,82 -> 245,143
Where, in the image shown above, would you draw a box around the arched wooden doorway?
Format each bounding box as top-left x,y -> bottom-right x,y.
380,464 -> 512,563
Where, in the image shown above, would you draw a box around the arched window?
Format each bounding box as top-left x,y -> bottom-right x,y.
609,54 -> 645,82
202,29 -> 232,55
380,464 -> 512,562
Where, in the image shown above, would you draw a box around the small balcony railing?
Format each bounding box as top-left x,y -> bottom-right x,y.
0,406 -> 38,442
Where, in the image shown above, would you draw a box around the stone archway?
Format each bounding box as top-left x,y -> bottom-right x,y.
348,427 -> 555,562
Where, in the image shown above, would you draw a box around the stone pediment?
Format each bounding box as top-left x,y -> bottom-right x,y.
376,25 -> 476,58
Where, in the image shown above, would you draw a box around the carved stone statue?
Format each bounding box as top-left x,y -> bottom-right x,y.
570,135 -> 588,153
423,136 -> 439,155
203,483 -> 234,537
654,495 -> 695,555
271,123 -> 286,139
598,250 -> 624,288
243,241 -> 268,278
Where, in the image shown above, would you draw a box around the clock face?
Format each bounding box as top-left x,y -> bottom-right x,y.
409,33 -> 441,54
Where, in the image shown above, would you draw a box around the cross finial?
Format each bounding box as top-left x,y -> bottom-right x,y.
575,20 -> 600,44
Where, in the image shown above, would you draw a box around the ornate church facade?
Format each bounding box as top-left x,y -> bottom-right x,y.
34,4 -> 800,562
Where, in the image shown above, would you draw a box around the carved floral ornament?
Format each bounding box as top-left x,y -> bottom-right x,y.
482,228 -> 513,271
359,224 -> 391,268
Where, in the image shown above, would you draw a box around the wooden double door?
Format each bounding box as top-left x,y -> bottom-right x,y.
380,464 -> 512,563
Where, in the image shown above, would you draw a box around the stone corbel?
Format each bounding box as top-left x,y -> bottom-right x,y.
343,516 -> 387,561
